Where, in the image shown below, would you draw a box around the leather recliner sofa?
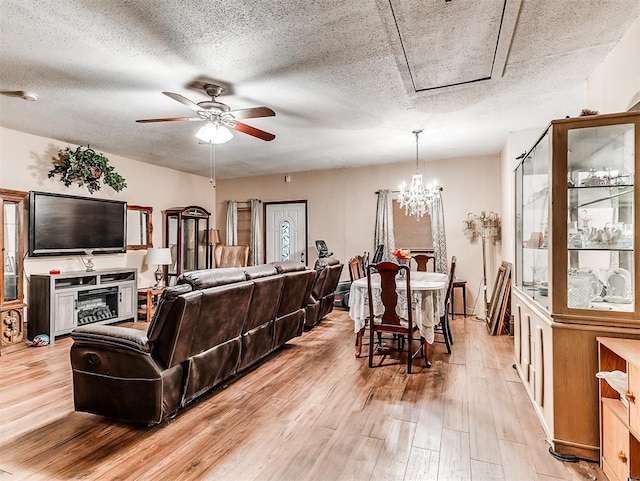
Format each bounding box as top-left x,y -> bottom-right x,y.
305,257 -> 344,328
70,261 -> 315,424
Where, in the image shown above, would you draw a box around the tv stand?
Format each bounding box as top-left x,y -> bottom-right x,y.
28,268 -> 137,343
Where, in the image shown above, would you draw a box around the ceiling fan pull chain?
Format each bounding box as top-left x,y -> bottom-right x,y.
209,141 -> 216,188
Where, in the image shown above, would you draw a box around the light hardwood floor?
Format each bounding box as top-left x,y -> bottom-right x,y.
0,311 -> 605,481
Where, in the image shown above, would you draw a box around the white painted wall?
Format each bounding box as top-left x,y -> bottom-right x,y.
499,15 -> 640,280
587,15 -> 640,113
0,127 -> 216,289
216,154 -> 501,317
500,128 -> 544,266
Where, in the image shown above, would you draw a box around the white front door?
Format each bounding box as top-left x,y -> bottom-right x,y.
265,202 -> 308,266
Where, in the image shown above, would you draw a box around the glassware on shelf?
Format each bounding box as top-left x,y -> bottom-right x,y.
82,249 -> 95,272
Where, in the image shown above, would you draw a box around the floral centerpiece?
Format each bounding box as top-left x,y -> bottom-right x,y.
393,248 -> 411,277
393,248 -> 411,263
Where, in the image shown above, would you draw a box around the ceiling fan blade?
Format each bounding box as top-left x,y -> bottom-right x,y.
163,91 -> 203,112
227,106 -> 276,120
135,117 -> 202,123
226,121 -> 275,141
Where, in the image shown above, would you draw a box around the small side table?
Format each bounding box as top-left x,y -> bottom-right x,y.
451,279 -> 467,319
137,287 -> 165,322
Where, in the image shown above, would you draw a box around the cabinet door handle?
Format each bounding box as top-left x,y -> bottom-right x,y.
625,391 -> 636,404
618,450 -> 628,464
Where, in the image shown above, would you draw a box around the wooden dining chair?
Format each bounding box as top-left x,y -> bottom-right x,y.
367,261 -> 423,373
433,256 -> 457,353
412,254 -> 435,272
348,255 -> 365,281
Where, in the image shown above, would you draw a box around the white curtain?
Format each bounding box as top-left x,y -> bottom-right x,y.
249,199 -> 263,265
429,191 -> 448,274
374,189 -> 395,261
226,200 -> 238,245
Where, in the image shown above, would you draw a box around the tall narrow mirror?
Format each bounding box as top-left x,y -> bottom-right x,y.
127,205 -> 153,250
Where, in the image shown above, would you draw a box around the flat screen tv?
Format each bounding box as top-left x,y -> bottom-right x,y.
28,191 -> 127,256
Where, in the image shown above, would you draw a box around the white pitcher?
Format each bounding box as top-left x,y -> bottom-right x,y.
568,276 -> 601,309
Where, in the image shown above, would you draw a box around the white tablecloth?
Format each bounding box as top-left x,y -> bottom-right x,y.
348,271 -> 448,344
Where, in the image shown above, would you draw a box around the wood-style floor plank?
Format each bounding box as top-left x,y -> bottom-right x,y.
467,374 -> 502,465
437,428 -> 471,481
470,459 -> 505,481
0,312 -> 604,481
404,447 -> 440,481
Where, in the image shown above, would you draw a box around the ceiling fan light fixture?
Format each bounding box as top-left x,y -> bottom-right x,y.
195,122 -> 233,144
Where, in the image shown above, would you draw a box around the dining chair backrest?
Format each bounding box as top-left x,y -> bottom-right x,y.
444,256 -> 457,313
433,255 -> 457,355
348,255 -> 365,281
367,261 -> 411,328
412,254 -> 435,272
367,261 -> 415,373
371,244 -> 384,264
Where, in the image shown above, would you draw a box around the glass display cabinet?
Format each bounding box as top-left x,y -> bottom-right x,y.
1,189 -> 28,354
512,111 -> 640,462
515,131 -> 550,310
164,206 -> 211,286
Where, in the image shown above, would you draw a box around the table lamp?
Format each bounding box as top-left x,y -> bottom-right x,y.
208,228 -> 220,267
146,247 -> 172,287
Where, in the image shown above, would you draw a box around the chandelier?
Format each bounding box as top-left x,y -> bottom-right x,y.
398,129 -> 439,219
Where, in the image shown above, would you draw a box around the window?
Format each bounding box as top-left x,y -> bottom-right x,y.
393,199 -> 433,251
280,220 -> 291,260
237,206 -> 251,246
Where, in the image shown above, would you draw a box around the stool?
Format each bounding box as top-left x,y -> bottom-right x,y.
451,279 -> 467,319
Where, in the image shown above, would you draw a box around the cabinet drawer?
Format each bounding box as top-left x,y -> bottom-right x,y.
602,399 -> 630,481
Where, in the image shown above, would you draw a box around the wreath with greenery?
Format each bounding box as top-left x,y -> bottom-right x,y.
48,145 -> 127,194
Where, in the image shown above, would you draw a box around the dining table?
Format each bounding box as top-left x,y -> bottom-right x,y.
348,271 -> 448,356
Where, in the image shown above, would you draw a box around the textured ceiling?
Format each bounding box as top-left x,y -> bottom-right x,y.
0,0 -> 638,180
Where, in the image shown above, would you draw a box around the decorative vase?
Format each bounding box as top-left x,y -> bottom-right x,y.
398,258 -> 408,277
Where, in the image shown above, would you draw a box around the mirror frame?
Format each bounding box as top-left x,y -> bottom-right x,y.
127,205 -> 153,250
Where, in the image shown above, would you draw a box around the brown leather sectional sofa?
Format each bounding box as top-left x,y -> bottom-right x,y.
70,260 -> 325,424
305,257 -> 344,328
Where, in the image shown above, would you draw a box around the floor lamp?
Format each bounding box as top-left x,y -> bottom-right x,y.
463,211 -> 501,320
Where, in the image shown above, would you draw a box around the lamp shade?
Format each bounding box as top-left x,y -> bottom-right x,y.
146,247 -> 172,266
208,228 -> 220,244
195,122 -> 233,144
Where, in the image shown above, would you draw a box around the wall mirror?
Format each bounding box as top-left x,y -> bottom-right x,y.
127,205 -> 153,250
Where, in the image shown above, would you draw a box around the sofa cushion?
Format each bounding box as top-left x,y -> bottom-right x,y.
277,269 -> 316,317
244,264 -> 279,279
192,281 -> 253,353
243,274 -> 284,333
310,268 -> 327,299
178,267 -> 247,289
147,284 -> 192,343
270,260 -> 307,273
150,290 -> 203,369
314,256 -> 341,269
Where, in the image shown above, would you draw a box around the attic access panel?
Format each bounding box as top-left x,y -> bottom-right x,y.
387,0 -> 507,91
